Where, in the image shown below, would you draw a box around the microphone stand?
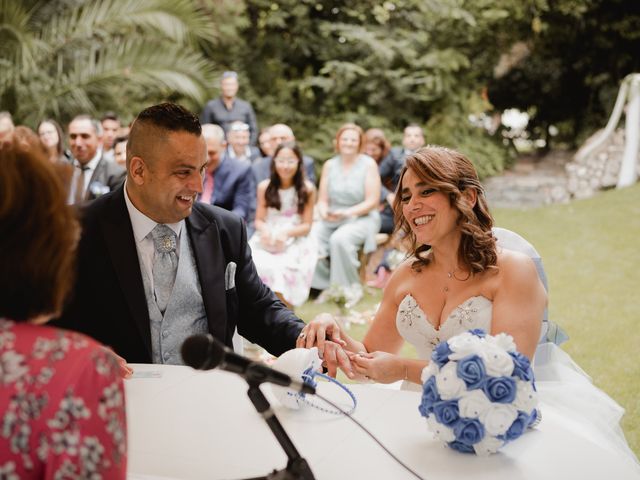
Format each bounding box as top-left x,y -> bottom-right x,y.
241,365 -> 315,480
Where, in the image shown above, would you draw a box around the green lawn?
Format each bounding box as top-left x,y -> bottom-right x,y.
298,183 -> 640,457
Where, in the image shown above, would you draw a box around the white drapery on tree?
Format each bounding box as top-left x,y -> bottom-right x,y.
575,73 -> 640,189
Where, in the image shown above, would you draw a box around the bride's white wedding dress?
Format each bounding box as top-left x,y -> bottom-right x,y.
395,293 -> 640,472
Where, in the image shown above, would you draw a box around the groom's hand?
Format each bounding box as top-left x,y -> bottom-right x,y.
296,313 -> 346,356
319,340 -> 354,379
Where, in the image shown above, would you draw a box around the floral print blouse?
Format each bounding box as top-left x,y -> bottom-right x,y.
0,318 -> 127,479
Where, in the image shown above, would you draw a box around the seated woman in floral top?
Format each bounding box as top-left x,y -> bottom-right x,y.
0,127 -> 127,479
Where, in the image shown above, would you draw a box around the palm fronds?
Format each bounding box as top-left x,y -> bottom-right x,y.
0,0 -> 217,124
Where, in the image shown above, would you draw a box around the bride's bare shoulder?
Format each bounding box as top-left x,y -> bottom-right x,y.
495,249 -> 539,284
385,257 -> 425,295
392,256 -> 420,279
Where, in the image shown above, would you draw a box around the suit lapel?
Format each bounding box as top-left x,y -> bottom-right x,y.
101,186 -> 153,356
187,206 -> 228,340
85,156 -> 104,200
89,157 -> 103,185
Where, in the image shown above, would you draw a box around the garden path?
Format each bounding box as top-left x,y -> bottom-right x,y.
482,150 -> 572,208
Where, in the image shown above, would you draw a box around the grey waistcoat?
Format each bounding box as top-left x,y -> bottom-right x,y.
140,231 -> 209,364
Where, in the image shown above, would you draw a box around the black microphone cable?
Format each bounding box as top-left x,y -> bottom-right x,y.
313,390 -> 426,480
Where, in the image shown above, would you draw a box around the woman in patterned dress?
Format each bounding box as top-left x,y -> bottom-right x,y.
0,127 -> 127,479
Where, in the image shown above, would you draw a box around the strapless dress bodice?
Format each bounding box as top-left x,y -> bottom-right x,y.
395,294 -> 492,360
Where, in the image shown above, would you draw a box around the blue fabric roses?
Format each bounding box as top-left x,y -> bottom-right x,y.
419,330 -> 540,455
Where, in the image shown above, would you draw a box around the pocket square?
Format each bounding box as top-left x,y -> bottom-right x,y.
225,262 -> 237,290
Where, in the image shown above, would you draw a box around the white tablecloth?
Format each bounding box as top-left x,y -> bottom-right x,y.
125,364 -> 639,480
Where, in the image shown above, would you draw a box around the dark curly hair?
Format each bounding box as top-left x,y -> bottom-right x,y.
393,145 -> 497,274
265,141 -> 309,214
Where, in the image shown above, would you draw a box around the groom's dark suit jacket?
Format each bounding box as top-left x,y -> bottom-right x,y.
53,185 -> 303,362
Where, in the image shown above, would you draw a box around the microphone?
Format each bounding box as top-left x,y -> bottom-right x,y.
181,334 -> 316,395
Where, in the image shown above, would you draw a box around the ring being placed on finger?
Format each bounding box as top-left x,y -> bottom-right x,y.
298,332 -> 306,339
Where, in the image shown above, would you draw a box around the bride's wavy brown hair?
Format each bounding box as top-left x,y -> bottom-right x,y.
392,145 -> 497,273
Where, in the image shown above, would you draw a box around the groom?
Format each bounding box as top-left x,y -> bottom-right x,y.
54,103 -> 304,364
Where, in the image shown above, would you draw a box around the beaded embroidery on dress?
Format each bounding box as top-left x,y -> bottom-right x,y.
396,294 -> 492,361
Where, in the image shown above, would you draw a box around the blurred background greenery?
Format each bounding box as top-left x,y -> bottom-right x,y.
2,0 -> 639,176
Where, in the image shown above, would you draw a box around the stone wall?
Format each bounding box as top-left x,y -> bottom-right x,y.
566,129 -> 629,199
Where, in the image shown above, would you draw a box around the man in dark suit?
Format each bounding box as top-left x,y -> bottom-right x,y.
54,103 -> 303,364
67,115 -> 125,203
380,124 -> 425,190
225,121 -> 262,164
199,123 -> 256,224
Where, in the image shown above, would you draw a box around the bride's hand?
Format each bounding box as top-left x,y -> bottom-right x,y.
349,351 -> 405,384
296,313 -> 347,356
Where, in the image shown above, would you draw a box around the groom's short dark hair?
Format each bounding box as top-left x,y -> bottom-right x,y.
134,103 -> 201,136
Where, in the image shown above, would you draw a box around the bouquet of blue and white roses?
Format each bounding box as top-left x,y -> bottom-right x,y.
419,329 -> 539,455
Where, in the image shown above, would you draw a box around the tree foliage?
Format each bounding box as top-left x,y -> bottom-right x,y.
1,0 -> 636,173
203,0 -> 540,170
487,0 -> 640,147
0,0 -> 218,126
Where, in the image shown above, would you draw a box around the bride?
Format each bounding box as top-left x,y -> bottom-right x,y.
298,145 -> 544,381
297,145 -> 639,468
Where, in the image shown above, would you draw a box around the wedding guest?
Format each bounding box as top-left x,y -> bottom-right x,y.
363,128 -> 399,288
37,119 -> 70,164
0,127 -> 127,479
67,115 -> 125,203
200,71 -> 259,145
258,126 -> 276,158
310,123 -> 381,295
101,112 -> 121,162
249,141 -> 317,307
363,127 -> 394,234
113,134 -> 128,167
226,120 -> 261,163
300,145 -> 545,382
379,124 -> 425,191
199,123 -> 256,224
363,128 -> 391,166
252,123 -> 317,184
53,103 -> 304,364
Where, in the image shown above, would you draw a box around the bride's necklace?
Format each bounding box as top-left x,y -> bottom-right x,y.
429,252 -> 471,293
443,268 -> 471,293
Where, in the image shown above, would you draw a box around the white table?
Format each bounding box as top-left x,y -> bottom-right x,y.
125,364 -> 639,480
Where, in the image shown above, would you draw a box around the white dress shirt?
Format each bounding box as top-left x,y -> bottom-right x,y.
124,181 -> 184,292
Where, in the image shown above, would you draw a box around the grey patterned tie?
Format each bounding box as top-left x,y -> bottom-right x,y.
151,224 -> 178,313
